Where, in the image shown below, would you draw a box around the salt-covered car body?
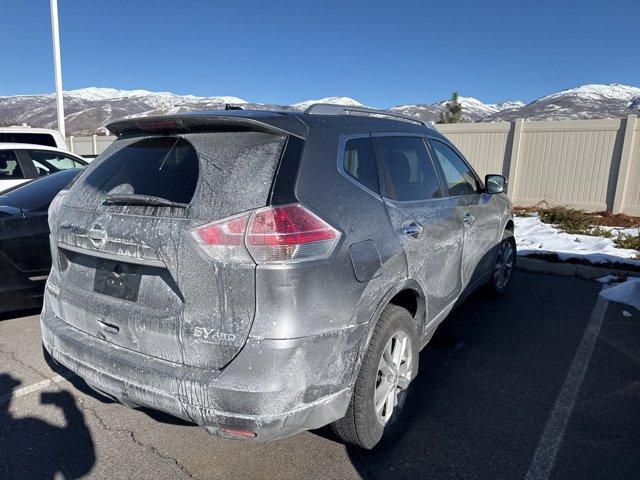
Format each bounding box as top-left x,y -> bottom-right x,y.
41,108 -> 513,442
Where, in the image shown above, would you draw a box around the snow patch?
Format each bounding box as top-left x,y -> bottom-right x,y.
599,277 -> 640,310
514,215 -> 640,266
596,274 -> 620,284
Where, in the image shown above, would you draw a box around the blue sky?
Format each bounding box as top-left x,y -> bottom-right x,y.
2,0 -> 638,108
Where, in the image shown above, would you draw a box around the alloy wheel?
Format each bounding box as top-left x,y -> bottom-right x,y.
494,240 -> 514,290
374,331 -> 413,426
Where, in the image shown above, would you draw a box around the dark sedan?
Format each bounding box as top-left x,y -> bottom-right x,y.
0,169 -> 81,313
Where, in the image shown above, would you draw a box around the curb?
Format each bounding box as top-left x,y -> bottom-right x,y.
516,256 -> 640,280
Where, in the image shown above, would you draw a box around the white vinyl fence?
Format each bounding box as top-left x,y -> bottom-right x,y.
438,115 -> 639,215
67,135 -> 116,158
68,115 -> 640,215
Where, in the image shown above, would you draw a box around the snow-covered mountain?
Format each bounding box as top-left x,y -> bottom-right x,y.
290,96 -> 364,111
481,83 -> 640,122
0,87 -> 258,135
0,83 -> 638,135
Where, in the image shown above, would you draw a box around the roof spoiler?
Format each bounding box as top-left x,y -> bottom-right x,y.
107,114 -> 301,138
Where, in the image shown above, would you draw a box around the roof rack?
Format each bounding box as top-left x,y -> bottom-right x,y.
304,103 -> 433,128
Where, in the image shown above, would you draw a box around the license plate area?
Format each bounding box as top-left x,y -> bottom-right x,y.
93,259 -> 142,301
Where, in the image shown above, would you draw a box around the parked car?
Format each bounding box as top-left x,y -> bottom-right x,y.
0,127 -> 68,150
41,107 -> 514,449
0,169 -> 82,313
0,144 -> 87,193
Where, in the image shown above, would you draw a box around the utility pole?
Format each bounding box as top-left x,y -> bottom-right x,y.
49,0 -> 65,138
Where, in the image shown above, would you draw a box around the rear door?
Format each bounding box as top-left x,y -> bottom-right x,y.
48,131 -> 287,370
429,139 -> 501,287
374,134 -> 464,322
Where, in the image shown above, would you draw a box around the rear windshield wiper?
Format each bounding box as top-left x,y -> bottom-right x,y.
104,193 -> 188,209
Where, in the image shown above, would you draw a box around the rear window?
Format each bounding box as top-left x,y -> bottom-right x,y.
68,131 -> 286,219
342,137 -> 379,194
83,136 -> 199,204
0,132 -> 57,147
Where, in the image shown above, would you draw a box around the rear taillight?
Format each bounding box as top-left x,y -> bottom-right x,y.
191,212 -> 252,262
191,204 -> 340,264
48,189 -> 68,231
246,204 -> 340,263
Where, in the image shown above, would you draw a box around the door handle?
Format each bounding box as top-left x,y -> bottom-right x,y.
401,222 -> 423,239
463,213 -> 475,226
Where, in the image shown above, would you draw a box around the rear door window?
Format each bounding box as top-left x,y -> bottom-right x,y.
0,150 -> 25,179
376,136 -> 442,201
27,150 -> 85,176
430,140 -> 480,196
83,136 -> 199,204
342,136 -> 379,194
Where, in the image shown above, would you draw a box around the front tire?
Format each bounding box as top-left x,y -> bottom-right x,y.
330,304 -> 418,449
485,235 -> 516,297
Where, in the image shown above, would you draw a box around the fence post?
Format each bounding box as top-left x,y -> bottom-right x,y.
612,115 -> 638,214
507,118 -> 524,199
92,135 -> 97,156
68,135 -> 74,153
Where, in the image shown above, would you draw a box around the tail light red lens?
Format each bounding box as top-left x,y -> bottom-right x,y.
191,212 -> 252,262
246,204 -> 340,264
191,204 -> 340,264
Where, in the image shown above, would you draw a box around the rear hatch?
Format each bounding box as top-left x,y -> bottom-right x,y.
48,130 -> 287,369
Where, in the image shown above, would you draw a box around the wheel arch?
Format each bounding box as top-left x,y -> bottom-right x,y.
349,279 -> 427,387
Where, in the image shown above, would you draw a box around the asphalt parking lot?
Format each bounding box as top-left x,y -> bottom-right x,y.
1,270 -> 639,480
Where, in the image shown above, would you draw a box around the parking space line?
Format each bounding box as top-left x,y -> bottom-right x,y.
0,375 -> 64,405
525,294 -> 609,480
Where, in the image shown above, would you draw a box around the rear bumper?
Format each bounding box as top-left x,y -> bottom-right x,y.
41,302 -> 362,441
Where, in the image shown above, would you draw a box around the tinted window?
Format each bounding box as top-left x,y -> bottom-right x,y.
0,169 -> 81,212
343,137 -> 379,193
83,136 -> 199,204
377,136 -> 442,201
28,150 -> 85,176
0,132 -> 57,147
0,150 -> 24,179
430,140 -> 480,196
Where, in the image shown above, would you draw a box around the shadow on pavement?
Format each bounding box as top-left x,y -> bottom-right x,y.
42,345 -> 194,428
0,307 -> 42,322
0,373 -> 96,479
341,272 -> 604,479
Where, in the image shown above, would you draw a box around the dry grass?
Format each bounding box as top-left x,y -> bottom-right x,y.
538,207 -> 593,234
515,203 -> 640,228
613,232 -> 640,251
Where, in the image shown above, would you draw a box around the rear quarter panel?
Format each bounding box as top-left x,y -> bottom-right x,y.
250,124 -> 409,341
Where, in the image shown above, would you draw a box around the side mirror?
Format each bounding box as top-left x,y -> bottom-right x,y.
485,174 -> 507,194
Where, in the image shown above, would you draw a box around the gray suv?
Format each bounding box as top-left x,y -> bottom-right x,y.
41,105 -> 514,449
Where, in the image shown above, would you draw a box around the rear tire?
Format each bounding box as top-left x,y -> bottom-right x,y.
330,304 -> 418,449
484,235 -> 516,297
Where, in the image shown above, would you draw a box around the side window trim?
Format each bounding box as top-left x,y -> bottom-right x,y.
14,149 -> 39,179
337,133 -> 383,200
427,138 -> 484,197
371,132 -> 446,204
